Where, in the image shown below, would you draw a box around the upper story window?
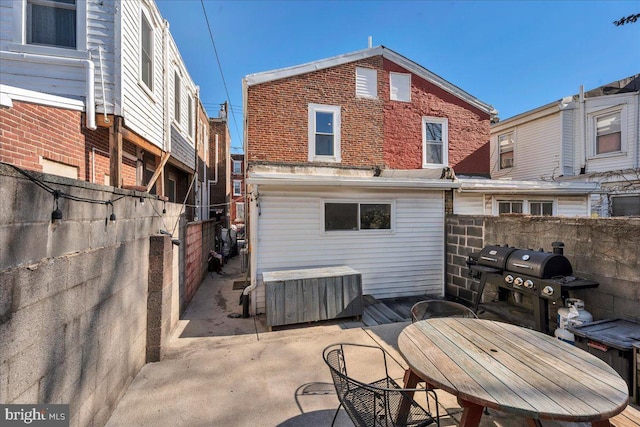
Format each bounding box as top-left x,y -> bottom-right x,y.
355,67 -> 377,98
422,117 -> 448,167
596,112 -> 621,155
188,95 -> 194,137
324,202 -> 392,232
27,0 -> 77,48
233,180 -> 242,196
140,11 -> 153,91
174,71 -> 181,123
232,160 -> 242,175
498,132 -> 514,169
390,72 -> 411,102
308,104 -> 341,163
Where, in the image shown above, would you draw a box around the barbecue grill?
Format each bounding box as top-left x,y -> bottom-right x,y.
467,242 -> 599,334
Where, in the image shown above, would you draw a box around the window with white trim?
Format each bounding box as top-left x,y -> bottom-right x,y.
308,104 -> 341,162
497,199 -> 555,216
596,112 -> 621,155
27,0 -> 77,48
232,160 -> 242,175
174,71 -> 181,123
529,201 -> 553,216
498,200 -> 523,215
233,180 -> 242,196
324,202 -> 392,232
188,95 -> 194,137
236,202 -> 245,220
422,117 -> 448,167
355,67 -> 377,98
140,11 -> 153,91
498,132 -> 514,169
390,72 -> 411,102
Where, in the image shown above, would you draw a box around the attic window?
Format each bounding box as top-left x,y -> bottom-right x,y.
390,72 -> 411,102
596,112 -> 621,154
498,132 -> 514,169
355,67 -> 377,98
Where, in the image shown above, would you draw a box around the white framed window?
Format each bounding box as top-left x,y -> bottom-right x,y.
26,0 -> 77,49
140,10 -> 154,91
236,202 -> 245,220
308,104 -> 341,163
422,117 -> 448,167
498,132 -> 514,169
596,112 -> 621,155
232,160 -> 242,175
390,72 -> 411,102
323,201 -> 394,232
496,198 -> 556,216
529,201 -> 553,216
174,71 -> 181,124
355,67 -> 377,98
233,180 -> 242,196
167,172 -> 177,202
498,200 -> 523,215
611,195 -> 640,216
188,95 -> 194,137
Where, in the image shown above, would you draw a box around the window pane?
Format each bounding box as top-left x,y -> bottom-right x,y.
174,72 -> 181,123
425,143 -> 442,164
316,112 -> 333,134
325,203 -> 358,231
597,132 -> 621,154
360,204 -> 391,230
141,15 -> 153,89
611,195 -> 640,216
597,113 -> 621,135
500,151 -> 514,169
512,202 -> 523,213
425,122 -> 442,142
315,135 -> 334,156
498,202 -> 510,214
29,4 -> 76,48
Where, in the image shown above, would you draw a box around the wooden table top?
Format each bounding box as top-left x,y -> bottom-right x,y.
398,318 -> 629,423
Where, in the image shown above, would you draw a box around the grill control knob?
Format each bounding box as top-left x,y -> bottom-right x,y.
514,277 -> 524,287
524,280 -> 535,289
542,286 -> 554,296
504,275 -> 514,284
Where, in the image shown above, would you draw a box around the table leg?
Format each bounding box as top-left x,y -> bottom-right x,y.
403,368 -> 420,389
458,400 -> 484,427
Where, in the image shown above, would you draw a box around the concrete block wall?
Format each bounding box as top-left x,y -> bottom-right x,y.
0,163 -> 183,426
446,214 -> 640,323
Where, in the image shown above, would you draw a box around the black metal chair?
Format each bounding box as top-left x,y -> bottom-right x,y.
323,343 -> 439,427
410,300 -> 478,323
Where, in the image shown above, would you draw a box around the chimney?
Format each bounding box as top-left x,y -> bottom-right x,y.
368,36 -> 372,48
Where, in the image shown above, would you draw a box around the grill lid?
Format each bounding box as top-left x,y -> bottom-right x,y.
476,245 -> 517,270
506,249 -> 573,278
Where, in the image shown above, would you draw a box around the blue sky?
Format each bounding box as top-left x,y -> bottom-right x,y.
156,0 -> 640,153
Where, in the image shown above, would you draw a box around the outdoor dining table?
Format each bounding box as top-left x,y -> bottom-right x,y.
397,318 -> 629,427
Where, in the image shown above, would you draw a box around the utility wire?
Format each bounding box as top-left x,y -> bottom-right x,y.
200,0 -> 242,145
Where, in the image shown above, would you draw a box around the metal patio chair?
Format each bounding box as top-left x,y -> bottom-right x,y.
323,343 -> 439,427
410,299 -> 478,323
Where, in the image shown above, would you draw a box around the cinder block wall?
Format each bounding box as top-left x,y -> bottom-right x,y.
446,215 -> 640,323
0,163 -> 183,426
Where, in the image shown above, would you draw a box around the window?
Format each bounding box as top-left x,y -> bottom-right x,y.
498,132 -> 514,169
498,200 -> 523,215
236,202 -> 245,220
390,72 -> 411,102
308,104 -> 341,162
27,0 -> 77,48
596,112 -> 621,154
611,195 -> 640,216
140,11 -> 153,90
174,71 -> 181,123
324,202 -> 392,232
233,180 -> 242,196
355,67 -> 377,98
167,173 -> 176,202
529,201 -> 553,216
188,95 -> 193,137
422,117 -> 448,167
232,160 -> 242,175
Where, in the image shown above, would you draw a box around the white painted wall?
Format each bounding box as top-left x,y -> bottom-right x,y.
453,192 -> 485,215
253,188 -> 445,312
454,193 -> 590,217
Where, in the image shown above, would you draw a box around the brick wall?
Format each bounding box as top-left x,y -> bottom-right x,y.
446,215 -> 640,323
382,59 -> 490,174
209,118 -> 229,223
247,57 -> 385,168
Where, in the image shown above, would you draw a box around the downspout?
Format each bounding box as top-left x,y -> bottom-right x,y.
162,20 -> 171,153
579,85 -> 586,174
0,51 -> 96,129
635,92 -> 639,169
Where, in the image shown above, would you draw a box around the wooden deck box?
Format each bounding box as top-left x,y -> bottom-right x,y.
263,266 -> 362,328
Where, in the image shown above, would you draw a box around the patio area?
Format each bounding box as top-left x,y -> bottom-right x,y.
105,256 -> 638,426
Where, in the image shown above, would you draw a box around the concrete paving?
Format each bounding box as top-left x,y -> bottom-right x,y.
105,256 -> 617,427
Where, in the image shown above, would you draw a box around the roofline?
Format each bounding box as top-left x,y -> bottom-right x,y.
457,178 -> 599,195
244,46 -> 496,116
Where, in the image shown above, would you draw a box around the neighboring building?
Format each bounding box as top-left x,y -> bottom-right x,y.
243,46 -> 498,313
230,153 -> 245,224
0,0 -> 199,206
208,103 -> 231,224
195,97 -> 210,221
490,75 -> 640,216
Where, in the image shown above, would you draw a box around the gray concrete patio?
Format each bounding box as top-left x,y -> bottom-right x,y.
105,256 -> 630,427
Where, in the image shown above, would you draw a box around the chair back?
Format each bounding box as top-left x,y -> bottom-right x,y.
411,300 -> 477,322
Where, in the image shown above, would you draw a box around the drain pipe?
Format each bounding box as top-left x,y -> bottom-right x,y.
242,184 -> 260,315
0,50 -> 96,129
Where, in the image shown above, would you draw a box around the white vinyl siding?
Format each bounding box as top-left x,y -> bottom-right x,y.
355,67 -> 377,98
254,190 -> 445,312
561,109 -> 575,176
390,72 -> 411,102
557,196 -> 590,217
453,193 -> 485,215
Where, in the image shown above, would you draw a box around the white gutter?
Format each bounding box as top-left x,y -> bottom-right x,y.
457,178 -> 599,195
243,183 -> 259,316
0,50 -> 96,129
246,173 -> 460,190
579,85 -> 586,173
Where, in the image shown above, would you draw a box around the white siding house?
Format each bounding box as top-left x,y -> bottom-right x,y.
490,75 -> 640,216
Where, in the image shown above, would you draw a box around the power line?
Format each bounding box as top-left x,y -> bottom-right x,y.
200,0 -> 242,143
